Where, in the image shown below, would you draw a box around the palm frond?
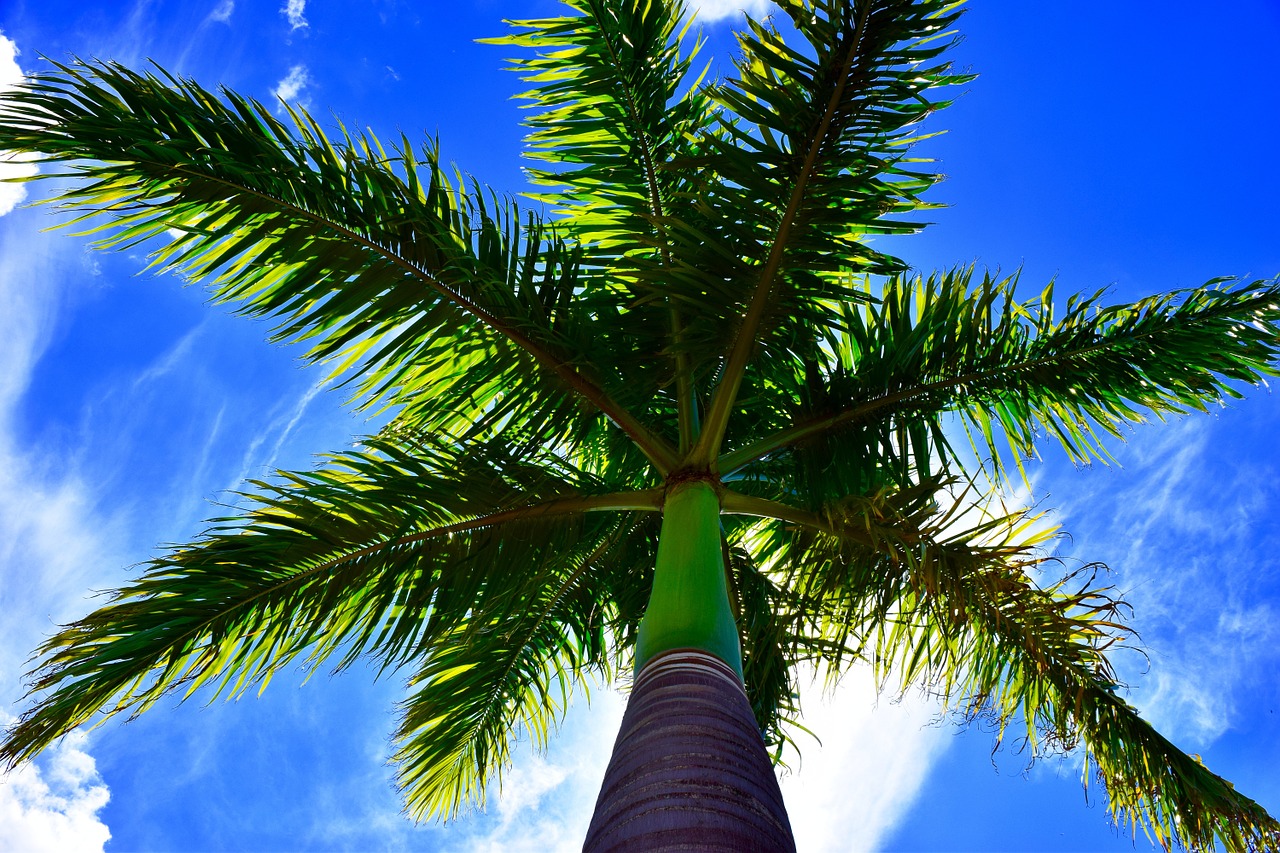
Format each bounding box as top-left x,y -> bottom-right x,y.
719,269 -> 1280,478
491,0 -> 720,450
724,475 -> 994,668
895,550 -> 1280,852
392,518 -> 634,819
0,59 -> 679,469
0,433 -> 659,770
492,0 -> 709,255
733,479 -> 1280,851
693,0 -> 969,460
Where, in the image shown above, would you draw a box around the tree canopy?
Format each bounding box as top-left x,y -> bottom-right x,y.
1,1 -> 1278,849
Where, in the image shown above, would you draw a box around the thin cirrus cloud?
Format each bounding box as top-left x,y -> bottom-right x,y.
209,0 -> 234,25
1052,417 -> 1280,747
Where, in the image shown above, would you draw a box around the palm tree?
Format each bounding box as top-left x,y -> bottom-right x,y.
1,0 -> 1277,849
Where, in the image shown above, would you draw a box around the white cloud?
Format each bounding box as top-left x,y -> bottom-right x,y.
447,686 -> 626,853
272,64 -> 311,109
282,0 -> 309,31
0,229 -> 54,413
209,0 -> 234,24
688,0 -> 772,23
222,377 -> 328,497
780,666 -> 949,852
0,727 -> 111,853
0,34 -> 40,218
0,225 -> 116,853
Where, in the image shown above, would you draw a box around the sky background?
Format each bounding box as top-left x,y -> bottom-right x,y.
0,1 -> 1278,851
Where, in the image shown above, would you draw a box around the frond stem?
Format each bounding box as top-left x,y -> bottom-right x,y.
720,490 -> 875,550
694,2 -> 874,465
154,163 -> 680,473
151,489 -> 663,669
716,323 -> 1199,474
316,489 -> 663,576
588,3 -> 695,452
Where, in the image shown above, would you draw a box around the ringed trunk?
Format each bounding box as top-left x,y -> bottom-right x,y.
584,481 -> 796,852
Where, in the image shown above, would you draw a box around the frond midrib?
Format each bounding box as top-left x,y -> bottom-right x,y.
695,2 -> 875,464
717,308 -> 1240,474
577,2 -> 697,451
166,160 -> 678,472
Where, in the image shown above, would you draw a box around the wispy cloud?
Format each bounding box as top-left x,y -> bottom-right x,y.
128,324 -> 204,391
1048,416 -> 1280,745
687,0 -> 771,23
218,376 -> 330,503
208,0 -> 234,24
281,0 -> 309,31
0,34 -> 39,218
272,64 -> 311,110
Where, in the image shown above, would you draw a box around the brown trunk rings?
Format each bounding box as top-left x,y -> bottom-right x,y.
583,649 -> 797,852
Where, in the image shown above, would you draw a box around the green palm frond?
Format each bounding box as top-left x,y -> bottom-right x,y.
708,0 -> 964,270
719,269 -> 1280,478
0,433 -> 659,770
0,58 -> 678,468
898,550 -> 1280,851
491,0 -> 716,448
493,0 -> 710,254
692,0 -> 970,460
736,479 -> 1280,850
724,475 -> 1012,666
393,518 -> 635,819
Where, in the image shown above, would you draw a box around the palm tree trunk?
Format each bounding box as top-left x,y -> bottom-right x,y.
583,649 -> 795,852
584,482 -> 796,852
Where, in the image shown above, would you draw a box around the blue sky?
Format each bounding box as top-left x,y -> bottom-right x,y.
0,1 -> 1278,850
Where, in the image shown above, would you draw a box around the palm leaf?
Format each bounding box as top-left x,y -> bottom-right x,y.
719,269 -> 1280,478
492,0 -> 722,450
392,517 -> 637,819
0,432 -> 659,770
0,59 -> 679,469
492,0 -> 710,256
722,532 -> 818,760
692,0 -> 970,460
